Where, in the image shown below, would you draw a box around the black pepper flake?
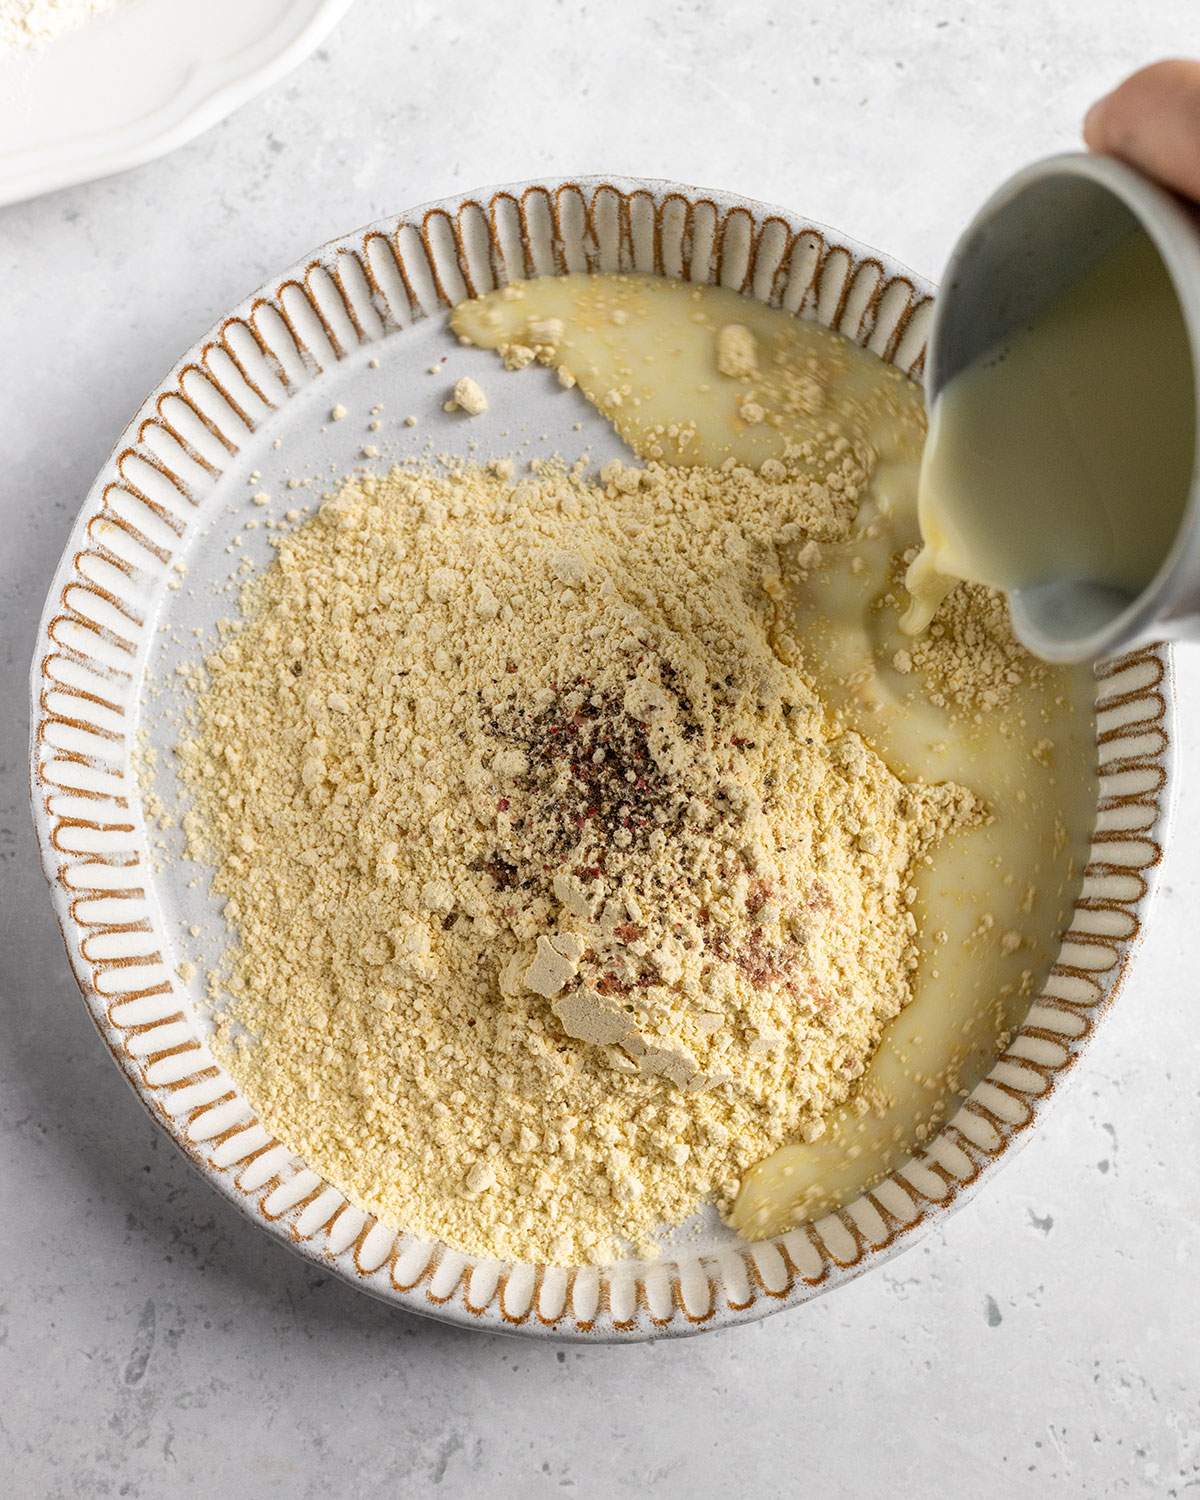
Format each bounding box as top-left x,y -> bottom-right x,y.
487,671 -> 695,864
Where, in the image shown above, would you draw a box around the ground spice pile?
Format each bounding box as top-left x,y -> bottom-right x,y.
178,452 -> 980,1263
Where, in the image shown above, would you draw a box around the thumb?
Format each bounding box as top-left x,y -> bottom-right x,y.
1084,59 -> 1200,203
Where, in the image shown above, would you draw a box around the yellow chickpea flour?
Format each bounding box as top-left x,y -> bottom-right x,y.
172,272 -> 1094,1259
179,454 -> 979,1264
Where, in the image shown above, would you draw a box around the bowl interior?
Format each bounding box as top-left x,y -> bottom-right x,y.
29,177 -> 1170,1339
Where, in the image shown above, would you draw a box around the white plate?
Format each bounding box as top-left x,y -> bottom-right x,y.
0,0 -> 353,208
28,177 -> 1172,1339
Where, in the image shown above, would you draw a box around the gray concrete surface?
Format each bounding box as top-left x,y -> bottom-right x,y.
2,1 -> 1199,1495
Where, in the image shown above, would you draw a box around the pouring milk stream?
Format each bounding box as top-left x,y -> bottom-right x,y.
731,151 -> 1197,1239
902,152 -> 1200,663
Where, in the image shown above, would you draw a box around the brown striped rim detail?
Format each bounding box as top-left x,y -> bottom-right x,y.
30,179 -> 1171,1339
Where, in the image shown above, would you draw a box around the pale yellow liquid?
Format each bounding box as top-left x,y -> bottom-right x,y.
454,275 -> 1095,1237
903,232 -> 1195,636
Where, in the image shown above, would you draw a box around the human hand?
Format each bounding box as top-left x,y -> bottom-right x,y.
1084,59 -> 1200,201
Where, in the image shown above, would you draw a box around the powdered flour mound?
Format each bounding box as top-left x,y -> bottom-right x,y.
178,455 -> 979,1263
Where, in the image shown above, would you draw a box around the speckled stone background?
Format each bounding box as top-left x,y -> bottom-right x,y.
3,1 -> 1199,1495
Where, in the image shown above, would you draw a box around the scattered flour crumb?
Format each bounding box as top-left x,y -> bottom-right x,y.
445,377 -> 489,416
715,324 -> 758,379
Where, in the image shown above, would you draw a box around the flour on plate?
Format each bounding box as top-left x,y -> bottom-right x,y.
1,0 -> 126,53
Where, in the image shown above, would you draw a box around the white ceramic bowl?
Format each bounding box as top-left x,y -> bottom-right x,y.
28,177 -> 1172,1340
0,0 -> 354,208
